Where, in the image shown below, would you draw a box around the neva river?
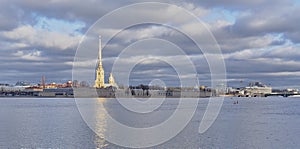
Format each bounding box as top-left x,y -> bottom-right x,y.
0,97 -> 299,148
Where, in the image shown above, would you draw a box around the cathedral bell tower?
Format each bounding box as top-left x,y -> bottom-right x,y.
108,73 -> 116,86
94,35 -> 105,88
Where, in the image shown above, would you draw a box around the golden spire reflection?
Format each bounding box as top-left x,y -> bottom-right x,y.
94,98 -> 109,148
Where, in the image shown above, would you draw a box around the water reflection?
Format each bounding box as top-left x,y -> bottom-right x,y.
93,98 -> 109,148
1,97 -> 298,148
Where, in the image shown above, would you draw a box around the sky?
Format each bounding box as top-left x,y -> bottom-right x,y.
0,0 -> 300,89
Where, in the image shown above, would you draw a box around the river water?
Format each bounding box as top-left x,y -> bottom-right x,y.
0,97 -> 299,148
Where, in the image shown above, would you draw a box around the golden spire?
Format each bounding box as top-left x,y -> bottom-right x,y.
94,35 -> 105,88
98,35 -> 102,66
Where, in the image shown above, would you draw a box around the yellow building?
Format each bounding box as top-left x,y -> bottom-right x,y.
94,35 -> 117,88
108,73 -> 116,86
94,36 -> 105,88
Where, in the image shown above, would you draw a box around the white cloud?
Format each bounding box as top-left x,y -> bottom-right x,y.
118,26 -> 172,43
267,45 -> 300,59
2,25 -> 81,50
179,2 -> 209,17
0,0 -> 300,87
13,50 -> 47,61
65,59 -> 96,67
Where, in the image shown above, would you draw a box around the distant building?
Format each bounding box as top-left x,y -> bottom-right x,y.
94,35 -> 117,88
0,83 -> 9,86
15,81 -> 30,87
40,88 -> 73,97
242,82 -> 272,97
1,86 -> 25,92
45,82 -> 58,88
285,88 -> 299,94
108,73 -> 116,87
94,36 -> 105,88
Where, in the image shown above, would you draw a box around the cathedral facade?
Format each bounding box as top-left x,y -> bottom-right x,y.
94,36 -> 117,88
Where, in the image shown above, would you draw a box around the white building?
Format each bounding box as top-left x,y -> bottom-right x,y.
243,82 -> 272,96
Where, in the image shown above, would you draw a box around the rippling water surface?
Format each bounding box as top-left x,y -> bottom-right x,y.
0,97 -> 299,148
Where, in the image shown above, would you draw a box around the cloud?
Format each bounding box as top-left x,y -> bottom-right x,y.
0,1 -> 22,31
223,45 -> 300,62
0,0 -> 300,88
12,50 -> 47,61
265,45 -> 300,60
195,0 -> 291,11
1,25 -> 81,50
230,2 -> 300,43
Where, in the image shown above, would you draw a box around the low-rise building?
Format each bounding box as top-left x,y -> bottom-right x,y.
242,82 -> 272,97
